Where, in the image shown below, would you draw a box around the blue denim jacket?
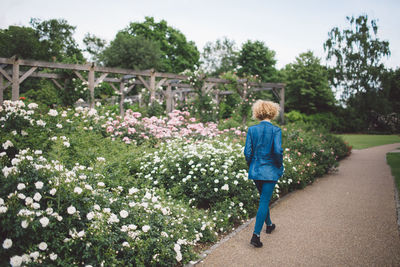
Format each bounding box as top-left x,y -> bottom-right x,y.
244,121 -> 284,181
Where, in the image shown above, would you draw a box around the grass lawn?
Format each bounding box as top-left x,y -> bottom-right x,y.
337,134 -> 400,149
387,153 -> 400,194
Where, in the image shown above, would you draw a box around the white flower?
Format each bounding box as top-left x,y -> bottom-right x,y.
38,242 -> 47,250
21,220 -> 28,230
63,141 -> 70,147
39,217 -> 49,227
128,187 -> 139,195
0,198 -> 3,205
36,120 -> 46,126
10,255 -> 22,267
21,130 -> 28,136
86,212 -> 94,220
84,184 -> 93,191
74,187 -> 83,194
49,188 -> 57,195
56,123 -> 63,128
29,251 -> 39,260
2,140 -> 13,150
28,103 -> 38,109
122,241 -> 130,247
67,206 -> 76,215
221,184 -> 229,191
17,193 -> 26,200
93,204 -> 100,210
214,179 -> 219,184
48,109 -> 58,116
119,210 -> 129,218
214,188 -> 218,192
25,197 -> 33,206
77,230 -> 85,238
49,253 -> 57,260
33,192 -> 42,202
32,203 -> 40,209
0,152 -> 6,157
142,225 -> 150,232
0,206 -> 8,213
174,243 -> 182,262
2,238 -> 12,249
35,181 -> 44,189
96,157 -> 105,162
17,183 -> 26,190
11,158 -> 20,166
97,182 -> 105,187
34,150 -> 42,155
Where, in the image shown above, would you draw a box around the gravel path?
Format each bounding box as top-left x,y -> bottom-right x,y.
196,143 -> 400,267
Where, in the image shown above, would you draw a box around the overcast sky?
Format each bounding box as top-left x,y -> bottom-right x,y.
1,0 -> 399,69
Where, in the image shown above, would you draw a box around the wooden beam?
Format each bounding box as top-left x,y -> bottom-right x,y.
11,59 -> 19,101
0,67 -> 12,82
156,78 -> 167,90
74,71 -> 87,83
138,76 -> 150,90
279,87 -> 285,124
0,74 -> 3,105
88,67 -> 95,108
51,79 -> 63,90
19,66 -> 38,84
94,73 -> 108,87
119,82 -> 125,117
109,83 -> 118,94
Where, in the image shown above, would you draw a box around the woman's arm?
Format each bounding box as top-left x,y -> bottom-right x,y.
272,128 -> 283,168
244,129 -> 253,167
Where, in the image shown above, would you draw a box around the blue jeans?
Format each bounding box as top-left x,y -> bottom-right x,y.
253,180 -> 276,235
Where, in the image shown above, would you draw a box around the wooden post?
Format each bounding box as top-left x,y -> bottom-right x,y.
119,82 -> 125,117
279,87 -> 285,124
12,58 -> 20,101
0,74 -> 3,105
149,70 -> 156,104
88,66 -> 95,108
166,84 -> 173,113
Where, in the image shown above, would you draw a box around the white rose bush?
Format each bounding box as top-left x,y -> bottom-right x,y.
0,100 -> 349,266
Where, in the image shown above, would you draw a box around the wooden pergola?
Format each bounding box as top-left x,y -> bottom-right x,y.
0,56 -> 285,122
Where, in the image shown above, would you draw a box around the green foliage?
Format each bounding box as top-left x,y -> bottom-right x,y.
101,32 -> 162,70
386,153 -> 400,193
30,18 -> 84,62
23,80 -> 61,107
0,100 -> 350,265
83,33 -> 107,63
283,51 -> 336,114
237,40 -> 277,82
324,15 -> 390,99
201,37 -> 238,75
0,26 -> 45,59
338,134 -> 400,149
123,16 -> 200,73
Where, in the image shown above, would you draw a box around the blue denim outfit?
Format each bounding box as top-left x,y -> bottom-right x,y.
244,121 -> 284,235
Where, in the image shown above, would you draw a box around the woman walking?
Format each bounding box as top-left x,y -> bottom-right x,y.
244,100 -> 284,248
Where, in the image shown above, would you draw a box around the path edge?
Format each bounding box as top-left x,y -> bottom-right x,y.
184,190 -> 293,267
387,150 -> 400,235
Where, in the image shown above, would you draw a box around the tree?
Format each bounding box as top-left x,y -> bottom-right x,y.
0,26 -> 45,59
324,15 -> 390,100
83,33 -> 107,63
100,32 -> 161,70
122,17 -> 200,73
30,18 -> 84,62
237,40 -> 277,82
284,51 -> 336,114
201,37 -> 238,75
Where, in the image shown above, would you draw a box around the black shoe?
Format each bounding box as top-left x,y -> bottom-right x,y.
250,234 -> 263,247
266,224 -> 275,234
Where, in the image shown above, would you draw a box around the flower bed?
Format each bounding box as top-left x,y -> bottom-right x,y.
0,100 -> 350,266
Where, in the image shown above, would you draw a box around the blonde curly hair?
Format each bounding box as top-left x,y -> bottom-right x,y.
252,100 -> 280,121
